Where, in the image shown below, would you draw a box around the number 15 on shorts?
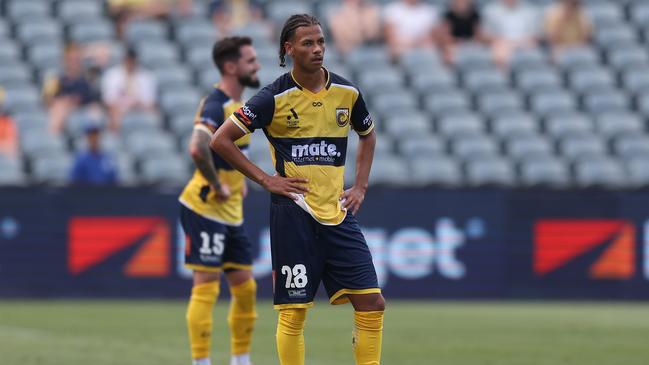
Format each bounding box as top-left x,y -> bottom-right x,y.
281,264 -> 308,289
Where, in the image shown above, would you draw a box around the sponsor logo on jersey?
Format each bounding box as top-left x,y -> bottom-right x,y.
336,108 -> 350,127
291,141 -> 343,165
534,219 -> 635,279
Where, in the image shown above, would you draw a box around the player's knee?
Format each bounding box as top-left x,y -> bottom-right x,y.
370,294 -> 386,312
277,308 -> 307,335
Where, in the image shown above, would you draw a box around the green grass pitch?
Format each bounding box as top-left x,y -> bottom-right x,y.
1,300 -> 648,365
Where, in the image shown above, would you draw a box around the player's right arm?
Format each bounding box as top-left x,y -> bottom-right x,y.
210,121 -> 308,199
209,87 -> 308,198
189,127 -> 230,201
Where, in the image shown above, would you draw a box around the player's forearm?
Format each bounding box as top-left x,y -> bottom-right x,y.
210,135 -> 270,189
190,131 -> 220,188
353,131 -> 376,190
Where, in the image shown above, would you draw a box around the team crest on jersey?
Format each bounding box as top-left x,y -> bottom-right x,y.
336,108 -> 350,127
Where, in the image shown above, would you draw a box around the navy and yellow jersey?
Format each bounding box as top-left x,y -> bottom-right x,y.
229,68 -> 374,226
179,86 -> 251,226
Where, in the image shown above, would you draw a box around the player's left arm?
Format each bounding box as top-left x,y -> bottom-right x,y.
341,90 -> 376,215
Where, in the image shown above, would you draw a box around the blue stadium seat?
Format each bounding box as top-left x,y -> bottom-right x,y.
574,157 -> 627,188
436,112 -> 485,137
57,0 -> 103,23
505,135 -> 554,161
368,155 -> 410,186
140,154 -> 190,186
465,157 -> 516,187
558,134 -> 608,161
519,157 -> 571,188
31,154 -> 73,185
595,113 -> 643,138
544,113 -> 593,139
409,156 -> 462,187
490,112 -> 538,139
451,134 -> 500,160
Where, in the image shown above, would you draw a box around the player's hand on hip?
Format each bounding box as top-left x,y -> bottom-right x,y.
262,175 -> 309,199
213,183 -> 231,202
340,185 -> 366,215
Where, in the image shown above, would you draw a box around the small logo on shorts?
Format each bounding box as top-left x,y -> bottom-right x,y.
336,108 -> 349,127
288,289 -> 307,298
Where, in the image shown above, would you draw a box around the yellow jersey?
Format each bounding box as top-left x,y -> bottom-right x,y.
179,86 -> 250,226
229,68 -> 374,225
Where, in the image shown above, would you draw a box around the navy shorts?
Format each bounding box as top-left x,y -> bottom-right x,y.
270,194 -> 380,309
180,205 -> 252,272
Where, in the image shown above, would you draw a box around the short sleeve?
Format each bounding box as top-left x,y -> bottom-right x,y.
194,97 -> 224,133
230,86 -> 275,134
350,91 -> 374,136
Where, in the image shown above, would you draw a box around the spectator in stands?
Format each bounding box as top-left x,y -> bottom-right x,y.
209,0 -> 269,38
544,0 -> 592,56
439,0 -> 486,65
109,0 -> 194,38
327,0 -> 382,56
101,47 -> 157,132
43,44 -> 102,135
484,0 -> 540,68
383,0 -> 440,59
0,88 -> 19,159
69,123 -> 118,185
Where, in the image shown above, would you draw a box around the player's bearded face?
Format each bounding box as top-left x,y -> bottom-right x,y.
237,45 -> 261,88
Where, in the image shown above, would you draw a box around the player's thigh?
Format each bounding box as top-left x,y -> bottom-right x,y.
222,225 -> 253,271
320,212 -> 380,304
270,199 -> 324,306
181,205 -> 229,271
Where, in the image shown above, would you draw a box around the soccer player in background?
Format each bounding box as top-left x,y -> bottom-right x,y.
210,14 -> 385,365
178,36 -> 261,365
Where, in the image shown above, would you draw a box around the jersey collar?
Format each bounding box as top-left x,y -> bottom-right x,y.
290,67 -> 331,99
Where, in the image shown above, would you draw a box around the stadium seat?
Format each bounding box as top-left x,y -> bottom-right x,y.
371,90 -> 418,119
7,1 -> 50,22
27,42 -> 63,72
357,67 -> 403,92
20,129 -> 68,160
436,112 -> 485,137
13,110 -> 48,134
0,62 -> 32,87
519,157 -> 571,188
120,111 -> 162,135
450,134 -> 500,160
400,48 -> 441,73
57,0 -> 103,23
74,132 -> 121,155
0,39 -> 20,63
368,155 -> 410,186
490,112 -> 538,139
594,25 -> 636,50
136,41 -> 179,68
574,158 -> 627,188
544,113 -> 593,139
606,46 -> 649,71
266,1 -> 313,25
126,131 -> 177,160
462,68 -> 509,93
31,153 -> 73,185
160,88 -> 201,115
115,153 -> 137,186
595,113 -> 643,138
423,90 -> 470,117
384,113 -> 432,137
154,65 -> 193,90
510,47 -> 548,72
621,66 -> 649,95
3,85 -> 41,114
613,135 -> 649,159
397,135 -> 445,158
175,21 -> 218,46
409,156 -> 462,187
530,90 -> 577,117
506,135 -> 554,161
515,67 -> 562,94
69,20 -> 115,43
410,70 -> 456,94
585,2 -> 623,26
125,20 -> 168,45
627,157 -> 649,188
558,134 -> 608,161
567,67 -> 615,94
0,163 -> 27,186
347,46 -> 391,72
477,91 -> 523,116
582,89 -> 629,114
555,47 -> 599,70
465,157 -> 516,187
17,20 -> 62,46
140,155 -> 190,186
454,44 -> 493,70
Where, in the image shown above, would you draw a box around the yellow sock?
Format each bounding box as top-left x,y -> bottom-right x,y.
228,278 -> 257,355
353,311 -> 384,365
186,281 -> 220,360
276,308 -> 307,365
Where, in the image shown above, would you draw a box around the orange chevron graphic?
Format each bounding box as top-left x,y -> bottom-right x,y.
68,217 -> 170,277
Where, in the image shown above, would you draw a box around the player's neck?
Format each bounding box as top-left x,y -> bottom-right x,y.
218,76 -> 244,101
292,67 -> 325,94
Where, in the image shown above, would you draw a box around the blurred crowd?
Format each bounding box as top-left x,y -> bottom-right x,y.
0,0 -> 594,186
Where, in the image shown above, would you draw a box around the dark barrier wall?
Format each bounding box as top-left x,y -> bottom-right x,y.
1,188 -> 648,299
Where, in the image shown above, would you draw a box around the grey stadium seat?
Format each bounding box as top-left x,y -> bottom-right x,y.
7,1 -> 50,21
20,129 -> 68,160
0,62 -> 32,87
3,86 -> 41,113
368,155 -> 410,186
477,91 -> 523,116
594,26 -> 636,50
31,154 -> 73,185
0,157 -> 26,186
627,157 -> 649,188
585,2 -> 623,26
490,112 -> 538,138
462,68 -> 508,93
409,156 -> 462,187
161,88 -> 202,114
397,135 -> 445,158
613,135 -> 649,159
115,153 -> 137,186
13,111 -> 48,134
121,111 -> 162,135
74,133 -> 121,155
506,135 -> 554,161
544,113 -> 593,139
515,67 -> 562,94
125,20 -> 168,44
400,48 -> 441,73
126,132 -> 177,160
423,90 -> 469,117
520,157 -> 571,188
27,42 -> 63,72
558,134 -> 608,161
595,113 -> 644,138
510,47 -> 548,71
437,113 -> 485,137
574,158 -> 627,188
555,47 -> 599,70
175,21 -> 218,46
347,46 -> 391,72
451,135 -> 500,160
69,20 -> 115,43
465,157 -> 516,187
141,155 -> 190,186
568,67 -> 615,94
530,90 -> 577,117
371,90 -> 418,119
57,0 -> 103,23
454,44 -> 493,70
17,21 -> 62,46
621,66 -> 649,95
136,42 -> 179,68
357,68 -> 403,92
154,65 -> 193,90
266,1 -> 313,24
606,46 -> 649,71
0,39 -> 20,63
582,90 -> 629,114
384,113 -> 432,137
411,70 -> 456,94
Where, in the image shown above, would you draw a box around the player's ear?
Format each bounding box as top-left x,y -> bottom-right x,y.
285,41 -> 293,57
224,60 -> 237,75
